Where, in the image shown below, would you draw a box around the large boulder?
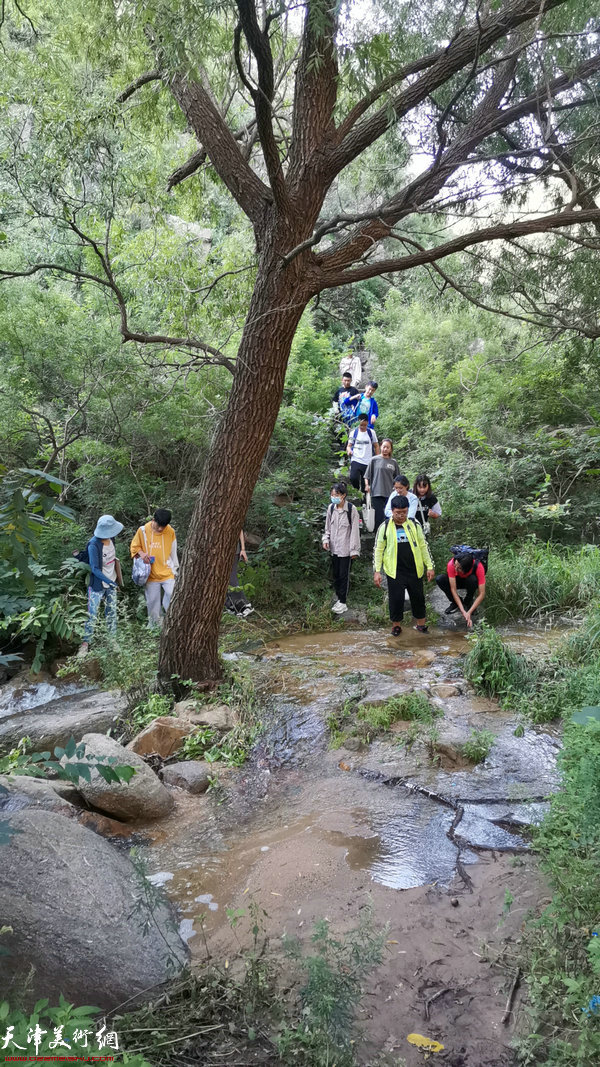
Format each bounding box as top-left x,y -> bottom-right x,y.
161,760 -> 212,794
127,717 -> 190,758
66,733 -> 174,821
0,809 -> 188,1009
0,690 -> 126,752
173,700 -> 237,731
0,774 -> 79,816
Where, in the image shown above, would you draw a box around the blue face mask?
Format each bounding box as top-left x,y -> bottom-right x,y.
331,495 -> 341,505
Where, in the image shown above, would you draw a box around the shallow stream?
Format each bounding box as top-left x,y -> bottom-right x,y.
145,621 -> 564,952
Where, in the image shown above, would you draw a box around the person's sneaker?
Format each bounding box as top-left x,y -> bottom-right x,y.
444,604 -> 459,615
241,605 -> 255,617
391,624 -> 402,636
332,601 -> 348,613
77,641 -> 89,657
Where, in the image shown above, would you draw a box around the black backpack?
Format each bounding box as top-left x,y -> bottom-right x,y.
329,501 -> 355,526
451,544 -> 489,573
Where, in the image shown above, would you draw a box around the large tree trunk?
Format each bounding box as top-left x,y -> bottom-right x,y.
158,241 -> 314,684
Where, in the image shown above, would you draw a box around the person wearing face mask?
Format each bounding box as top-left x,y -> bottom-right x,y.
322,481 -> 360,614
130,508 -> 179,625
373,495 -> 435,636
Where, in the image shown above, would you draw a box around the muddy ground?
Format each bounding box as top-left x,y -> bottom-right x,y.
145,620 -> 561,1066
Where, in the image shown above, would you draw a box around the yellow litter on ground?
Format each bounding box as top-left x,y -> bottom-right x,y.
407,1033 -> 445,1053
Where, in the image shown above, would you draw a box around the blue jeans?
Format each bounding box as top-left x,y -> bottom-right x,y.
83,586 -> 117,642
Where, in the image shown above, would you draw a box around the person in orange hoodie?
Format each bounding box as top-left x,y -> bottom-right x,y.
130,508 -> 179,625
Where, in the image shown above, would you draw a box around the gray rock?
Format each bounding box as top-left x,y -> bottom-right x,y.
66,733 -> 174,821
0,690 -> 126,752
0,774 -> 79,815
0,809 -> 187,1009
161,761 -> 212,794
430,684 -> 461,699
173,700 -> 237,731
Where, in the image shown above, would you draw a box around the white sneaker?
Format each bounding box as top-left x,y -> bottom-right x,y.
332,601 -> 348,613
241,605 -> 255,617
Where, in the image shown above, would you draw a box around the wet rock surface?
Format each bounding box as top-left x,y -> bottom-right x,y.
161,760 -> 212,794
0,809 -> 188,1010
0,687 -> 126,751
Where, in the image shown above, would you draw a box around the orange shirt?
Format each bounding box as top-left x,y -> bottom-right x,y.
130,522 -> 177,582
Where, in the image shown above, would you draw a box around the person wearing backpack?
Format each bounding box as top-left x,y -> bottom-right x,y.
341,380 -> 379,427
435,551 -> 486,628
322,481 -> 360,614
130,508 -> 179,626
346,412 -> 379,493
78,514 -> 124,655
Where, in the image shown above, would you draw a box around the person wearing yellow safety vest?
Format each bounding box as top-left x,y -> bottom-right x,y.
373,495 -> 435,636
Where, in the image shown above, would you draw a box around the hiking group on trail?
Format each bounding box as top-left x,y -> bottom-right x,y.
77,354 -> 486,650
329,362 -> 486,633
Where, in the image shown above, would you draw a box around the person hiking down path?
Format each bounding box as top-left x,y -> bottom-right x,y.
333,372 -> 360,422
384,474 -> 418,522
346,412 -> 379,493
130,508 -> 179,626
322,481 -> 360,614
363,440 -> 400,531
225,531 -> 255,618
413,475 -> 442,534
78,514 -> 124,655
435,552 -> 485,629
341,380 -> 379,427
374,496 -> 434,636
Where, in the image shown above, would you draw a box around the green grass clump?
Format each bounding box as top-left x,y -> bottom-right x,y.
484,542 -> 600,624
461,727 -> 495,764
328,691 -> 440,747
465,621 -> 536,699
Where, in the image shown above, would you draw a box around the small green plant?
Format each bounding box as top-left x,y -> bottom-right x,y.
465,621 -> 535,700
279,909 -> 387,1066
461,728 -> 495,764
0,996 -> 151,1065
128,692 -> 173,734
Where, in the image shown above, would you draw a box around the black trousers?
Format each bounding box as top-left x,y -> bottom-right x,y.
332,555 -> 352,603
388,569 -> 425,622
372,495 -> 387,532
435,572 -> 478,610
349,461 -> 367,493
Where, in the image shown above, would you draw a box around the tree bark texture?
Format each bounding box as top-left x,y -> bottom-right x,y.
158,236 -> 314,683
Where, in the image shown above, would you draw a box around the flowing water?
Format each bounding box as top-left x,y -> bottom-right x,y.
145,622 -> 564,951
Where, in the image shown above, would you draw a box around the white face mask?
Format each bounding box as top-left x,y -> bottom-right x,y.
331,496 -> 342,505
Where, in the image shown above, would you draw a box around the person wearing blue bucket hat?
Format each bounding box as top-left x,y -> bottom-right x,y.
78,514 -> 124,655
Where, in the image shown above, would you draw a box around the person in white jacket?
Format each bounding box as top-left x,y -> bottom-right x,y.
322,482 -> 360,614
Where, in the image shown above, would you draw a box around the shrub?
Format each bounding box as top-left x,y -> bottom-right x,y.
461,728 -> 495,764
465,621 -> 535,699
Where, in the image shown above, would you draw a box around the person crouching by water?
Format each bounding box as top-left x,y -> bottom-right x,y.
322,481 -> 360,614
78,514 -> 124,655
373,495 -> 434,636
435,551 -> 485,629
130,508 -> 179,626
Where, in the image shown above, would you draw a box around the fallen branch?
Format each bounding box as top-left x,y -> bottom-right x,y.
424,986 -> 452,1021
501,966 -> 521,1024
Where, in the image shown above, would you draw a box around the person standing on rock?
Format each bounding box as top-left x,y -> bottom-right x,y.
78,514 -> 124,655
363,440 -> 400,531
130,508 -> 179,626
435,552 -> 486,628
322,481 -> 360,614
346,412 -> 379,493
373,495 -> 434,636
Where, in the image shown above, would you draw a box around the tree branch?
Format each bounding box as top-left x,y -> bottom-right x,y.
234,0 -> 288,210
325,0 -> 567,180
117,70 -> 162,104
169,70 -> 272,227
319,208 -> 600,293
288,0 -> 339,196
